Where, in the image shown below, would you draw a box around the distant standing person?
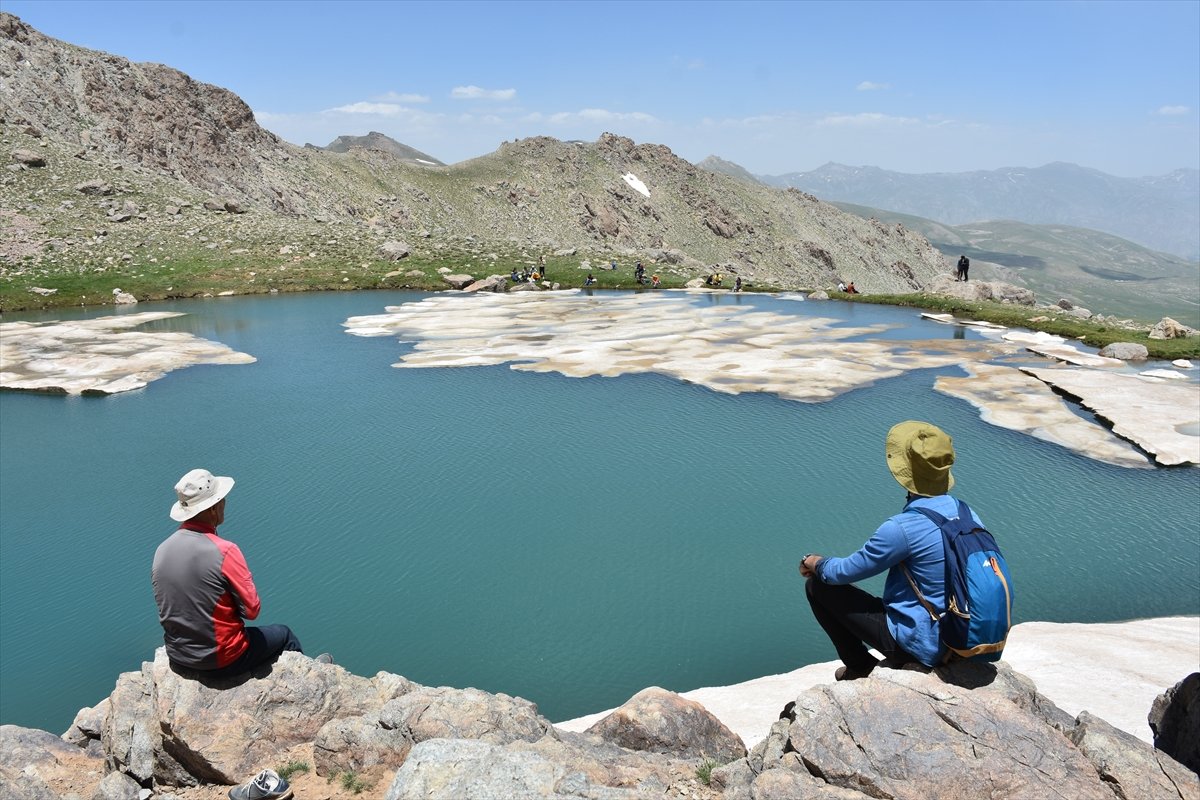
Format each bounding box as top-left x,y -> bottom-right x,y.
956,255 -> 970,282
152,469 -> 315,678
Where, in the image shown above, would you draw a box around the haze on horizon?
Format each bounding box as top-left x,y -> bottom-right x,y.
5,0 -> 1199,178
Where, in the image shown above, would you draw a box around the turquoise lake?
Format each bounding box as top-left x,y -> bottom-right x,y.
1,289 -> 1198,733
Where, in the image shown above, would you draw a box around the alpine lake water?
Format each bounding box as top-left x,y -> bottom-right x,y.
1,289 -> 1198,734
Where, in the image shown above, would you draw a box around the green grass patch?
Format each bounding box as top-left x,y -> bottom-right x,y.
840,291 -> 1200,359
696,756 -> 720,785
275,760 -> 310,780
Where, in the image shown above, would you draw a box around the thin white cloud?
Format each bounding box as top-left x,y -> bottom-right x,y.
1157,105 -> 1189,116
374,91 -> 430,104
816,112 -> 919,127
328,102 -> 404,115
856,81 -> 890,91
541,109 -> 659,125
451,85 -> 517,101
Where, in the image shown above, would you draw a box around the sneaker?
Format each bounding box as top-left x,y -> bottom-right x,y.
834,665 -> 874,681
229,768 -> 293,800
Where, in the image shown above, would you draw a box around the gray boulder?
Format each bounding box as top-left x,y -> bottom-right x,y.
76,179 -> 113,196
11,148 -> 46,167
509,282 -> 541,292
379,240 -> 412,261
1098,342 -> 1149,361
806,290 -> 829,300
379,686 -> 551,745
1069,711 -> 1198,800
313,714 -> 412,783
91,770 -> 142,800
585,686 -> 745,762
463,275 -> 507,293
441,273 -> 475,289
0,724 -> 105,800
385,732 -> 708,800
1149,672 -> 1200,775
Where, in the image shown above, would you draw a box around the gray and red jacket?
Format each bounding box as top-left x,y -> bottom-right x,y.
151,521 -> 261,669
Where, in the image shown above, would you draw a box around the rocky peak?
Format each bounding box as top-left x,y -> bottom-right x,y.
322,132 -> 444,166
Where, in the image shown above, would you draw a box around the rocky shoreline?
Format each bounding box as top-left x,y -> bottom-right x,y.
2,617 -> 1196,799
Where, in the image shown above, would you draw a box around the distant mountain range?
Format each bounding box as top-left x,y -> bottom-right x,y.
826,202 -> 1200,328
752,161 -> 1200,262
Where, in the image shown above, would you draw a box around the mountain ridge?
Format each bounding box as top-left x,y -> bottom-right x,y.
756,160 -> 1200,261
0,11 -> 953,311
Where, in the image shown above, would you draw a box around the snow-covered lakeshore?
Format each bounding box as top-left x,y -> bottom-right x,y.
557,616 -> 1200,747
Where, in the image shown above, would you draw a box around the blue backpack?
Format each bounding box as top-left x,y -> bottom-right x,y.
902,499 -> 1014,662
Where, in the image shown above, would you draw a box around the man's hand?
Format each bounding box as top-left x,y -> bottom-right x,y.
799,554 -> 822,578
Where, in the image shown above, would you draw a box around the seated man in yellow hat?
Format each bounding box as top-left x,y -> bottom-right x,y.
799,421 -> 982,680
152,468 -> 313,678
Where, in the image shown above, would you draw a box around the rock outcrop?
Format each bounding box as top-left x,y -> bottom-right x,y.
4,650 -> 1197,799
1149,673 -> 1200,774
923,274 -> 1036,305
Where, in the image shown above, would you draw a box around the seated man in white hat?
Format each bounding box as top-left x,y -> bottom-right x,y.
799,421 -> 983,680
152,468 -> 306,677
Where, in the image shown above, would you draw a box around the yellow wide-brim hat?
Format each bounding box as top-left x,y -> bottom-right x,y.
885,421 -> 955,497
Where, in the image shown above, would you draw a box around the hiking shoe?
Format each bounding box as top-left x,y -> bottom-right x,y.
229,768 -> 292,800
834,665 -> 874,681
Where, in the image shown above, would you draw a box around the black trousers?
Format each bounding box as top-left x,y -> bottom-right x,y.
806,578 -> 915,671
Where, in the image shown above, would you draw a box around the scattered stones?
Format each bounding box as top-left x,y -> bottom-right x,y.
1098,342 -> 1149,361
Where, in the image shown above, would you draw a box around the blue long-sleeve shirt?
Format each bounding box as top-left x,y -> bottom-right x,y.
814,494 -> 982,667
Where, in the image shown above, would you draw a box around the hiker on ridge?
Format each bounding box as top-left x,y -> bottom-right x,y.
798,421 -> 983,680
152,468 -> 322,678
957,255 -> 970,281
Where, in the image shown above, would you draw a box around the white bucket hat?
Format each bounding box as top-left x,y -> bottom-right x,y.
170,468 -> 235,522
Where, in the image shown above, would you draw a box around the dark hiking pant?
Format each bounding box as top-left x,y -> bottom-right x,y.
172,624 -> 303,680
805,578 -> 916,672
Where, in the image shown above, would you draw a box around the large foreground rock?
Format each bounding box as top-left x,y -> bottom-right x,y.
720,662 -> 1199,800
9,642 -> 1196,799
98,649 -> 414,785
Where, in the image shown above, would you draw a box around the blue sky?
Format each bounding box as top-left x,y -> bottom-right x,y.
6,0 -> 1198,176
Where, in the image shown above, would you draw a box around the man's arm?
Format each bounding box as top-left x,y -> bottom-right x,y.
808,519 -> 911,584
220,543 -> 262,620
